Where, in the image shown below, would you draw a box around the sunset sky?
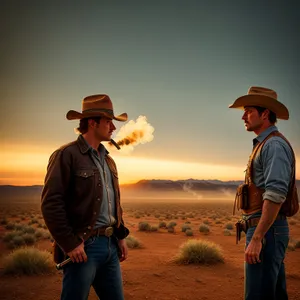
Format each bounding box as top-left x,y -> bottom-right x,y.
1,1 -> 299,185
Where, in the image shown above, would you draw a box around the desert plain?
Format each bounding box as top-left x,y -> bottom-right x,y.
0,189 -> 299,300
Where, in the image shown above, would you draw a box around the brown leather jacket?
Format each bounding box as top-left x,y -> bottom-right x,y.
41,135 -> 129,253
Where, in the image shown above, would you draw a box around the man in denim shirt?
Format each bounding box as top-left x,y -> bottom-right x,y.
229,86 -> 296,300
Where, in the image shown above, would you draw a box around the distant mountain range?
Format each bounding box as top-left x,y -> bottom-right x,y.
1,179 -> 299,202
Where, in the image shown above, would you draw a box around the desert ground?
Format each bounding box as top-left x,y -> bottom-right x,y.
0,197 -> 299,300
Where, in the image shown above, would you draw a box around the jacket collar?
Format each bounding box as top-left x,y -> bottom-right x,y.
77,134 -> 109,155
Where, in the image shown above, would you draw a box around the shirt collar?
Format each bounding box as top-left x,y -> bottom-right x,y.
79,135 -> 109,156
253,125 -> 278,146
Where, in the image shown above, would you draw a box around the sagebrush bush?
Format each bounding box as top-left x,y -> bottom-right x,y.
22,225 -> 36,234
185,229 -> 193,236
22,233 -> 36,245
35,229 -> 50,239
158,221 -> 167,228
138,222 -> 151,231
181,224 -> 192,232
0,218 -> 8,225
5,223 -> 15,230
2,247 -> 53,275
288,244 -> 295,251
14,223 -> 25,231
125,235 -> 142,248
174,239 -> 224,265
12,235 -> 26,247
3,231 -> 20,243
168,227 -> 175,233
167,222 -> 177,228
224,223 -> 234,230
199,224 -> 210,234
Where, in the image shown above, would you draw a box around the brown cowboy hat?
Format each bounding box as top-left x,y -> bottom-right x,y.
66,94 -> 128,121
228,86 -> 289,120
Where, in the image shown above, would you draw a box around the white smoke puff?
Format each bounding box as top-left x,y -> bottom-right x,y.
112,115 -> 154,154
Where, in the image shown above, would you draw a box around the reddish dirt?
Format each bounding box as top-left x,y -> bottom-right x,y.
0,201 -> 300,300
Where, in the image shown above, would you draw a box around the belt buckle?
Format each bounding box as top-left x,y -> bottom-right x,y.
104,226 -> 113,237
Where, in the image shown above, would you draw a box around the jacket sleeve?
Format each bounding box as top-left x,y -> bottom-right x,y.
41,149 -> 82,253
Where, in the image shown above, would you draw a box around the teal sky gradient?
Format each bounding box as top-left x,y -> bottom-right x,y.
1,1 -> 299,179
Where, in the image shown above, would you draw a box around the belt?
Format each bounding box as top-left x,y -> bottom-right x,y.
235,214 -> 286,244
91,226 -> 114,237
246,214 -> 286,228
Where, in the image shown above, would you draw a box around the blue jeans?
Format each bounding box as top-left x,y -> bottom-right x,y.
244,219 -> 289,300
61,236 -> 124,300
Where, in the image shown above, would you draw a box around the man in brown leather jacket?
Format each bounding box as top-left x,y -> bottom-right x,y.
41,94 -> 129,300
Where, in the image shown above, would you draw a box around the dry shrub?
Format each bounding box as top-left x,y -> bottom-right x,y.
34,229 -> 51,239
5,223 -> 15,230
224,223 -> 234,230
0,218 -> 8,225
185,229 -> 193,236
203,219 -> 210,225
22,234 -> 36,245
138,222 -> 151,231
199,224 -> 210,234
3,231 -> 20,243
2,247 -> 53,275
174,239 -> 224,265
22,225 -> 36,234
182,224 -> 192,232
158,221 -> 167,228
167,222 -> 177,228
11,235 -> 26,247
168,227 -> 175,233
288,239 -> 300,250
125,235 -> 142,249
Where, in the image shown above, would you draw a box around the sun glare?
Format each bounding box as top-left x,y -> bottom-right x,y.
0,147 -> 299,186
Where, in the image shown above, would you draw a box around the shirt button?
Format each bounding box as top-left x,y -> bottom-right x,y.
87,226 -> 91,230
83,232 -> 86,235
94,212 -> 96,215
97,198 -> 100,201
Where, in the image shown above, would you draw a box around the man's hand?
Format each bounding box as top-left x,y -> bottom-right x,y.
245,200 -> 282,264
245,239 -> 262,264
118,239 -> 128,262
67,242 -> 87,263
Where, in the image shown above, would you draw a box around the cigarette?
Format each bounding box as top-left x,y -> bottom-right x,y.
110,139 -> 121,150
56,257 -> 72,270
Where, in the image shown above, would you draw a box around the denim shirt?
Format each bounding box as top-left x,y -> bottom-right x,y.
252,125 -> 293,205
82,136 -> 116,227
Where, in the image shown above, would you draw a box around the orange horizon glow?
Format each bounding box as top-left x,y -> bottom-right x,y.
1,147 -> 299,186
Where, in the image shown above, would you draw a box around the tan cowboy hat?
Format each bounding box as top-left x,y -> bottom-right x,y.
66,94 -> 128,121
228,86 -> 289,120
